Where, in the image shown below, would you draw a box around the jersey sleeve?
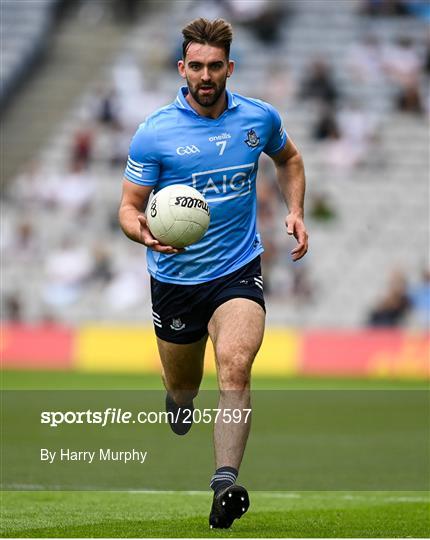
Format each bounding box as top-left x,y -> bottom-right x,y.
124,121 -> 160,186
263,103 -> 288,156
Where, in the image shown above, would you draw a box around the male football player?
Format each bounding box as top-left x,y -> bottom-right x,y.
119,17 -> 308,529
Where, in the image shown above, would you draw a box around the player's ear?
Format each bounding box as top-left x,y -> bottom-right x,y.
227,60 -> 235,78
178,60 -> 186,79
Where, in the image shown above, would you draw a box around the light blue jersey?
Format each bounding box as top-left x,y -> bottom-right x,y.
124,86 -> 287,284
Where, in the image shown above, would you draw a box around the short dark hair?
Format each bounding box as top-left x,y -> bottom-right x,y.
182,18 -> 233,59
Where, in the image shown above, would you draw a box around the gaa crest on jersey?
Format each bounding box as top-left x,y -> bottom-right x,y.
244,129 -> 260,148
170,317 -> 186,331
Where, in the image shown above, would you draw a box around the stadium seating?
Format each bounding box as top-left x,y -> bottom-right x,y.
2,0 -> 428,328
0,0 -> 60,108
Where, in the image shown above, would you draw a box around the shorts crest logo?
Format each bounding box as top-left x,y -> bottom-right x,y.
170,317 -> 186,331
244,129 -> 260,148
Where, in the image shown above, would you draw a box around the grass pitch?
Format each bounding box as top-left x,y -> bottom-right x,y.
2,490 -> 429,538
1,370 -> 429,538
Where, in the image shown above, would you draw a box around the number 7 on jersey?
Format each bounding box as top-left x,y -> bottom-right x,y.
216,140 -> 227,156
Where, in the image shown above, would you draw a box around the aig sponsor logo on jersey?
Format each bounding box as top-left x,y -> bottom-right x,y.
192,163 -> 255,202
176,145 -> 200,156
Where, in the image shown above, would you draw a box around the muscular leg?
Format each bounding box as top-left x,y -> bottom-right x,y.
156,334 -> 208,406
208,298 -> 265,469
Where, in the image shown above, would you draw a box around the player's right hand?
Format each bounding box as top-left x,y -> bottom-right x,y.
137,215 -> 184,254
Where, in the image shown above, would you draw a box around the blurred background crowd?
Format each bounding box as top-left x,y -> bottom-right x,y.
1,0 -> 429,329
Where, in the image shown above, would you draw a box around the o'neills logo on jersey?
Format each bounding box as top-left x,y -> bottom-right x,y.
208,132 -> 231,142
192,163 -> 255,202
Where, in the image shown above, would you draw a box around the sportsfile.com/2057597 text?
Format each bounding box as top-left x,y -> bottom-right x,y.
40,408 -> 252,428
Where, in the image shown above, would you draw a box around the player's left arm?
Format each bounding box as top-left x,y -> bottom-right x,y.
270,137 -> 308,261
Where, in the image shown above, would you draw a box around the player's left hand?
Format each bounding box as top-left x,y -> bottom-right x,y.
285,213 -> 308,261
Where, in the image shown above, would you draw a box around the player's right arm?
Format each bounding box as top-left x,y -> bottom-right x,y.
120,119 -> 183,254
119,179 -> 183,254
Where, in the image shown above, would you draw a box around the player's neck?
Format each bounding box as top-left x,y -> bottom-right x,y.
185,91 -> 227,120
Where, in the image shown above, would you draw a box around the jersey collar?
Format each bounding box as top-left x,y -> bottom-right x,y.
175,86 -> 239,115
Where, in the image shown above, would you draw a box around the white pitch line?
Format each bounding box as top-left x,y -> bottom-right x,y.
3,486 -> 429,503
128,490 -> 208,495
257,493 -> 302,499
3,484 -> 46,490
258,492 -> 429,503
2,486 -> 211,494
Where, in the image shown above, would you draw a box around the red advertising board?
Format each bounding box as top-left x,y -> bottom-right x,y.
301,330 -> 429,378
1,324 -> 428,378
1,324 -> 74,370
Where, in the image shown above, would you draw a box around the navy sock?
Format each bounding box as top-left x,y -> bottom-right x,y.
210,466 -> 238,495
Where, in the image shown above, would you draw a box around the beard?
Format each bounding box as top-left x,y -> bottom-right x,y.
187,77 -> 227,108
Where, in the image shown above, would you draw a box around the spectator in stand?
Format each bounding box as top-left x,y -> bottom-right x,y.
223,0 -> 289,46
261,62 -> 296,109
51,160 -> 96,217
103,251 -> 148,312
383,36 -> 421,86
309,192 -> 337,223
3,293 -> 22,322
409,267 -> 430,328
424,37 -> 430,117
71,126 -> 94,169
12,221 -> 38,262
109,120 -> 131,168
256,162 -> 279,228
256,164 -> 281,296
300,58 -> 340,105
424,35 -> 430,76
337,101 -> 377,146
112,0 -> 141,23
9,160 -> 47,210
396,78 -> 424,114
383,37 -> 424,115
312,104 -> 340,141
290,264 -> 313,304
367,270 -> 411,327
91,246 -> 114,284
1,219 -> 39,264
322,101 -> 378,171
42,239 -> 94,307
347,35 -> 384,83
361,0 -> 410,16
92,87 -> 120,126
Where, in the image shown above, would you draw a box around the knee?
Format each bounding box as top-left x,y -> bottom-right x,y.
217,349 -> 253,391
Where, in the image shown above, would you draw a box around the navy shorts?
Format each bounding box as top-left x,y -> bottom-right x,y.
150,256 -> 265,344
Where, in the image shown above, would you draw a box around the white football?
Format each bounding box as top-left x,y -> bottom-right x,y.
147,185 -> 210,248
